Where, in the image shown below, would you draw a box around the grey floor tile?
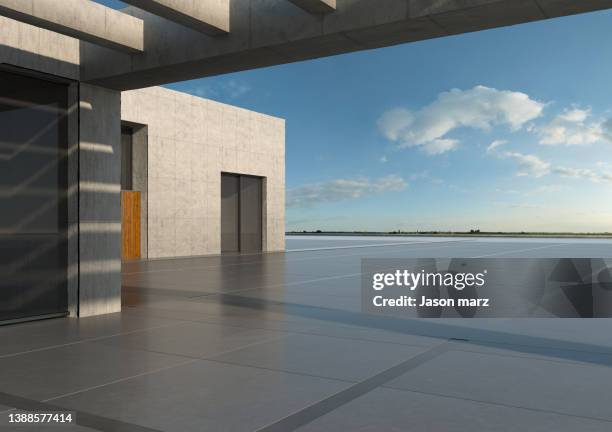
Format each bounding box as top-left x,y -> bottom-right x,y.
296,387 -> 612,432
52,360 -> 349,432
127,304 -> 324,333
0,313 -> 184,357
0,342 -> 188,401
386,349 -> 612,421
299,323 -> 442,348
446,340 -> 612,367
93,320 -> 282,359
211,333 -> 427,382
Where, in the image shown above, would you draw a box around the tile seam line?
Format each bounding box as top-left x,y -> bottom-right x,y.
471,242 -> 568,257
0,392 -> 164,432
39,335 -> 358,408
124,240 -> 472,284
122,240 -> 474,275
4,335 -> 332,412
188,253 -> 502,298
181,290 -> 612,357
125,311 -> 440,350
42,358 -> 200,403
202,343 -> 436,387
133,309 -> 612,367
0,321 -> 188,359
185,242 -> 565,299
254,341 -> 451,432
446,345 -> 612,369
188,311 -> 612,359
381,385 -> 612,424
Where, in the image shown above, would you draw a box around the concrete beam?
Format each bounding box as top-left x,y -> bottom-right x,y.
80,0 -> 612,90
288,0 -> 336,14
0,0 -> 143,53
121,0 -> 229,36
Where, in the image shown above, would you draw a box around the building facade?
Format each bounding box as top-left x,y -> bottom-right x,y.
0,16 -> 285,324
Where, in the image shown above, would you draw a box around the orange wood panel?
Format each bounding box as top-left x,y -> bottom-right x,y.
121,191 -> 141,260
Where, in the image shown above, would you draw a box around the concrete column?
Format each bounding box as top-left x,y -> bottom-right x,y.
78,84 -> 122,317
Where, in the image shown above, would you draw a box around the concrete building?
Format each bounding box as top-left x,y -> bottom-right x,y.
1,0 -> 611,324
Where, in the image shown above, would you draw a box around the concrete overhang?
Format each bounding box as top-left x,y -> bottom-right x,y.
80,0 -> 612,90
0,0 -> 144,54
121,0 -> 229,36
288,0 -> 336,14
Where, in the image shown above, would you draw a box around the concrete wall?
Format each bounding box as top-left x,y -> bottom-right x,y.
79,84 -> 122,316
122,87 -> 285,258
0,16 -> 79,80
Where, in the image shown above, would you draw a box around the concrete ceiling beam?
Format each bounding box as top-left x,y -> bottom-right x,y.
288,0 -> 336,14
121,0 -> 229,36
80,0 -> 612,90
0,0 -> 144,54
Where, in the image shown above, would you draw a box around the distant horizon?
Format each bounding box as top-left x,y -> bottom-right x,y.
287,230 -> 612,236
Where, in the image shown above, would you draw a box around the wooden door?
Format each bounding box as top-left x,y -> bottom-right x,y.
121,191 -> 141,260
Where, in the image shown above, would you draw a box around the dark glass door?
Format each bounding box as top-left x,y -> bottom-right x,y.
221,173 -> 240,252
240,176 -> 262,253
0,71 -> 69,323
221,173 -> 263,253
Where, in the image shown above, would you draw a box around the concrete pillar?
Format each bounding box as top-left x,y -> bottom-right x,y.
78,84 -> 122,317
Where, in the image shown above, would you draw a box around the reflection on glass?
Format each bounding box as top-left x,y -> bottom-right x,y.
0,71 -> 69,322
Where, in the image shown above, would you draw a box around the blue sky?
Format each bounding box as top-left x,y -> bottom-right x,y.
97,2 -> 612,232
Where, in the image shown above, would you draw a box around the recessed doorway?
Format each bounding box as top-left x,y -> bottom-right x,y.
221,173 -> 263,253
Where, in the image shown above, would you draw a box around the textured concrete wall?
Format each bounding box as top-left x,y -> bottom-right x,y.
79,84 -> 122,316
122,87 -> 285,258
0,16 -> 79,79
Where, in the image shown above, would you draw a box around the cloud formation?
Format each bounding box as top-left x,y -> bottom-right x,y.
486,139 -> 507,154
552,167 -> 612,183
502,151 -> 551,178
488,140 -> 612,183
538,107 -> 612,146
287,175 -> 407,208
378,86 -> 545,155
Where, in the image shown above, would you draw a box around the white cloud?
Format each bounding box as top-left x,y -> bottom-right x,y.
378,85 -> 545,155
538,107 -> 611,146
287,175 -> 407,208
487,139 -> 507,154
501,151 -> 551,178
488,142 -> 612,183
552,167 -> 612,183
379,155 -> 388,163
423,138 -> 459,155
558,107 -> 590,122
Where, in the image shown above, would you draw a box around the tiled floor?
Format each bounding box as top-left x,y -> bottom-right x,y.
1,236 -> 612,431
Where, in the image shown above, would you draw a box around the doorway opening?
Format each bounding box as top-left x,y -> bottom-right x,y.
0,70 -> 70,324
221,173 -> 263,253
